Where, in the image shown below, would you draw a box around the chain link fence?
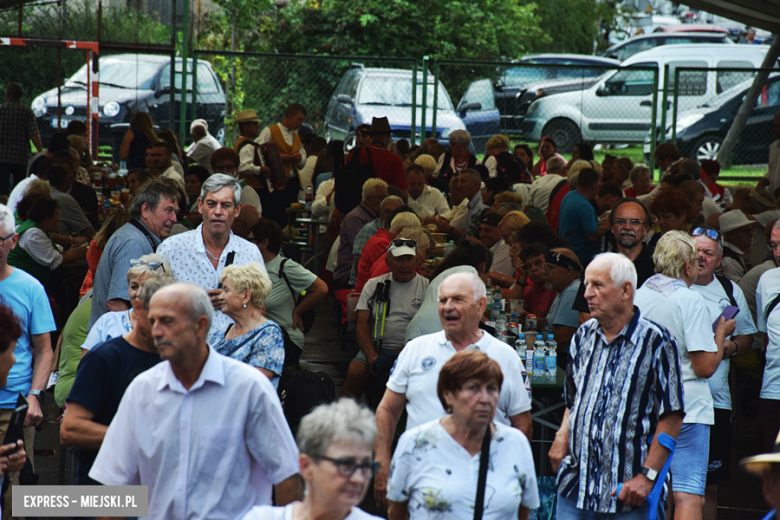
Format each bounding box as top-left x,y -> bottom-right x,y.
663,66 -> 779,183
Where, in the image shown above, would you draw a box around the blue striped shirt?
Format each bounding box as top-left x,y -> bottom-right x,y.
558,307 -> 685,513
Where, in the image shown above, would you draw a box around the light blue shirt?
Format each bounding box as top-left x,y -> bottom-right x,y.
542,278 -> 581,336
81,310 -> 133,351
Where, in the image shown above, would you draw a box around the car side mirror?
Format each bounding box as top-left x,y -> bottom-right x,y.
156,85 -> 172,98
337,94 -> 354,105
596,85 -> 607,97
459,102 -> 482,112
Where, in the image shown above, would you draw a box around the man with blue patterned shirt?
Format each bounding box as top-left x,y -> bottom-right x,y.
549,252 -> 685,519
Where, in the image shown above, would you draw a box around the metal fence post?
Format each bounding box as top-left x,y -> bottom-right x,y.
421,55 -> 428,142
411,60 -> 417,146
671,68 -> 680,145
649,66 -> 659,178
659,63 -> 669,145
179,0 -> 191,145
192,54 -> 198,128
432,59 -> 439,138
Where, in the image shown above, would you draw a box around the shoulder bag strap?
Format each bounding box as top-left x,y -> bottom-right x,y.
225,251 -> 235,268
279,258 -> 298,301
767,293 -> 780,321
715,275 -> 737,307
129,219 -> 158,252
473,424 -> 491,520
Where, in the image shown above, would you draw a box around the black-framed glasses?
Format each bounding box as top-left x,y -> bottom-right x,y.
0,232 -> 14,246
613,218 -> 645,227
312,455 -> 380,478
390,239 -> 416,249
690,227 -> 722,243
130,259 -> 166,271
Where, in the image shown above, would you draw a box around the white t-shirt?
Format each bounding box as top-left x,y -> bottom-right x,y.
81,309 -> 133,351
408,185 -> 450,219
17,227 -> 63,270
386,420 -> 539,518
241,503 -> 381,520
739,260 -> 775,351
690,277 -> 756,410
387,330 -> 531,430
635,275 -> 718,425
527,173 -> 564,213
756,267 -> 780,400
489,240 -> 514,277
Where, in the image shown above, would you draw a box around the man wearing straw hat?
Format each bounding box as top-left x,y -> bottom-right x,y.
741,432 -> 780,520
233,109 -> 267,189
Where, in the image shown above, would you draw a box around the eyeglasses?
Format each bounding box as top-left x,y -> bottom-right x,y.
312,455 -> 380,479
613,218 -> 645,227
0,232 -> 14,246
129,259 -> 166,271
390,239 -> 417,248
690,227 -> 722,243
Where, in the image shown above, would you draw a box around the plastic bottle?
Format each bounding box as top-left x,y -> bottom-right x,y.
305,185 -> 313,210
525,314 -> 537,332
495,311 -> 508,343
533,336 -> 547,375
546,334 -> 558,376
514,334 -> 526,355
507,313 -> 520,336
490,297 -> 502,322
103,197 -> 111,219
444,240 -> 456,257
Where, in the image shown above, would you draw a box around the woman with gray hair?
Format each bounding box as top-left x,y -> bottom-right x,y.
624,164 -> 653,197
434,130 -> 481,187
241,398 -> 382,520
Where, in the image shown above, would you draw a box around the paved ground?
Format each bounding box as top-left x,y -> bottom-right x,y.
29,298 -> 772,519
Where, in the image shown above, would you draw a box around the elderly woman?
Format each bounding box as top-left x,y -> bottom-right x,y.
484,134 -> 531,185
249,218 -> 328,367
0,304 -> 28,482
241,399 -> 382,520
387,350 -> 539,520
487,211 -> 531,288
6,197 -> 87,289
624,164 -> 653,198
81,253 -> 171,353
214,262 -> 285,388
435,130 -> 481,186
651,188 -> 693,237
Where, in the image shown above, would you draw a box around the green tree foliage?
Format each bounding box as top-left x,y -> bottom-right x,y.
519,0 -> 621,54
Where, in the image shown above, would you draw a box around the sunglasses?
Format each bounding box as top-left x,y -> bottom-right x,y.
690,227 -> 722,243
389,239 -> 417,249
130,259 -> 166,271
313,455 -> 381,479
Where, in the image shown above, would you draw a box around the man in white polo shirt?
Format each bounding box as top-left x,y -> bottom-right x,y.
372,271 -> 532,509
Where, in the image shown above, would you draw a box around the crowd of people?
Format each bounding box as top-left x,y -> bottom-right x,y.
1,77 -> 780,519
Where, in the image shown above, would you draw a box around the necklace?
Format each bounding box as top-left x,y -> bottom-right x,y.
204,245 -> 220,261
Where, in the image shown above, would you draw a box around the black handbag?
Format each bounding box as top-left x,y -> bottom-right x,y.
279,258 -> 316,334
474,424 -> 492,520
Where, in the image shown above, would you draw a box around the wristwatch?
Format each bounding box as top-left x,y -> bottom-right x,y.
28,389 -> 45,404
640,467 -> 658,482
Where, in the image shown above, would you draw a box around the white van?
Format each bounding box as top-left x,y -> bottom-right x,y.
523,44 -> 775,152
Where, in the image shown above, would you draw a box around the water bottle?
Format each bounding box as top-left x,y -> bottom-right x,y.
490,297 -> 502,322
103,197 -> 111,219
533,336 -> 547,375
305,185 -> 313,210
495,311 -> 508,343
444,240 -> 456,257
546,334 -> 557,376
507,313 -> 520,336
525,314 -> 537,332
514,334 -> 526,355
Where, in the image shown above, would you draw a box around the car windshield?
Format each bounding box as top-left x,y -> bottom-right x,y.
700,73 -> 780,108
65,60 -> 158,90
358,77 -> 453,109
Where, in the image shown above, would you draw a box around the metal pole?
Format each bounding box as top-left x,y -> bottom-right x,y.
671,68 -> 680,144
421,56 -> 428,142
411,61 -> 417,146
649,66 -> 659,179
659,63 -> 669,145
169,0 -> 176,134
179,0 -> 191,145
431,59 -> 439,138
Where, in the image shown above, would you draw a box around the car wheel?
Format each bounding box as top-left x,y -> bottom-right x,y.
693,137 -> 722,162
343,131 -> 356,153
542,118 -> 580,154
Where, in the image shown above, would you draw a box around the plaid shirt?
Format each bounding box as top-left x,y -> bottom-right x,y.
0,100 -> 38,165
559,307 -> 685,514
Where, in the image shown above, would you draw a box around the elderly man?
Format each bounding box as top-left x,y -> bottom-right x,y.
157,174 -> 264,342
549,252 -> 685,519
145,141 -> 185,192
406,164 -> 448,219
719,210 -> 754,283
89,180 -> 180,329
186,119 -> 221,173
350,195 -> 404,287
430,175 -> 469,232
0,83 -> 42,202
741,432 -> 780,519
437,169 -> 487,242
573,198 -> 656,323
478,212 -> 514,276
759,112 -> 780,193
332,178 -> 389,288
689,226 -> 756,519
233,109 -> 265,185
341,239 -> 429,399
61,277 -> 173,484
540,249 -> 582,366
559,167 -> 610,267
374,271 -> 532,507
635,231 -> 735,520
525,156 -> 566,214
0,204 -> 54,508
755,221 -> 780,456
89,283 -> 302,518
433,129 -> 480,187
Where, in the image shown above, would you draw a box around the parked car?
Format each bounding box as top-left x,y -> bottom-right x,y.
523,44 -> 774,153
324,64 -> 499,153
31,54 -> 226,145
492,54 -> 620,135
602,31 -> 733,62
643,74 -> 780,164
